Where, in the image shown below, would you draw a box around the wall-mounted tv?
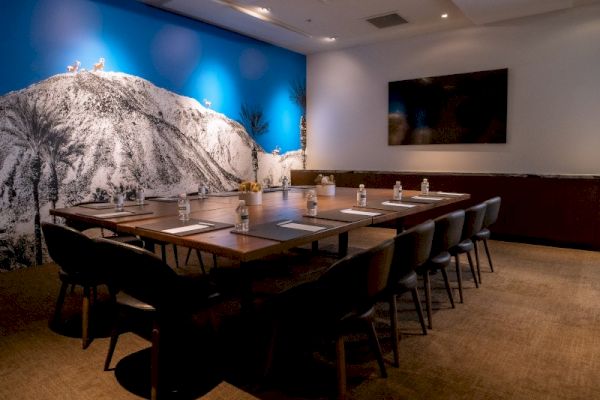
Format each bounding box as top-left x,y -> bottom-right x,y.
388,68 -> 508,145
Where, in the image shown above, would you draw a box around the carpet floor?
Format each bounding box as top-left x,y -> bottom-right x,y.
1,232 -> 599,400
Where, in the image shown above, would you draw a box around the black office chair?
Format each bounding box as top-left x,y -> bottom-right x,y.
473,197 -> 502,275
449,203 -> 486,301
416,210 -> 465,330
387,220 -> 434,367
42,222 -> 110,349
264,239 -> 395,400
94,238 -> 219,400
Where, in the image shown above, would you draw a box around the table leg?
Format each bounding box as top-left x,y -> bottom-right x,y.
239,261 -> 256,315
338,232 -> 348,257
396,218 -> 405,234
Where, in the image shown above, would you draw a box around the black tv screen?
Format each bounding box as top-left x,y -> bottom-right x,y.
388,68 -> 508,145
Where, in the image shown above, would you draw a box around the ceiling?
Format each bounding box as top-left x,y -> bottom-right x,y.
139,0 -> 600,54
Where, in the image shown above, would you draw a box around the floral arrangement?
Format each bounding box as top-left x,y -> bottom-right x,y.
239,181 -> 262,192
314,174 -> 335,185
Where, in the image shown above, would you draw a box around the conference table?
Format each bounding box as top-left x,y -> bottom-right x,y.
51,187 -> 469,261
51,187 -> 469,307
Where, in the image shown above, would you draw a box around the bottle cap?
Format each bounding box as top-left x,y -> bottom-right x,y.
396,181 -> 401,185
238,200 -> 246,206
359,184 -> 365,189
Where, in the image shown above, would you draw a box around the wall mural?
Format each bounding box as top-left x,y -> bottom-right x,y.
0,68 -> 302,270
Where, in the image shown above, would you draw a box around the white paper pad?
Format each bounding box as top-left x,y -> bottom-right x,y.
436,191 -> 464,196
340,209 -> 381,216
95,211 -> 133,218
412,196 -> 444,201
280,222 -> 326,232
381,201 -> 416,208
80,203 -> 114,209
162,224 -> 211,234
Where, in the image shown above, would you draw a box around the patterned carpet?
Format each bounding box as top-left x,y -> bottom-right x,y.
1,234 -> 599,400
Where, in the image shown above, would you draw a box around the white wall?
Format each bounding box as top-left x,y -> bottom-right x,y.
306,4 -> 600,175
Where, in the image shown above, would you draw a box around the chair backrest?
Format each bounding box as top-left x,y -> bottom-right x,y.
319,239 -> 395,315
41,222 -> 99,276
93,237 -> 181,310
431,209 -> 465,256
390,220 -> 434,283
483,197 -> 501,228
463,202 -> 486,239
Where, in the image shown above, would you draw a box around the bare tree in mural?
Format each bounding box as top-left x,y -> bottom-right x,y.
2,95 -> 54,265
42,128 -> 85,221
239,103 -> 269,182
290,80 -> 307,169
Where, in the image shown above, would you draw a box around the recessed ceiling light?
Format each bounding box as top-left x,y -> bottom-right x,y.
441,13 -> 449,19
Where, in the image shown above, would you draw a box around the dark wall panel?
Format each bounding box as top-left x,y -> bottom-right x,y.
292,170 -> 600,250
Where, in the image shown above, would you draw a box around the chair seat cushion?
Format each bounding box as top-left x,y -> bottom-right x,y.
473,228 -> 491,241
451,239 -> 474,254
106,235 -> 144,248
58,269 -> 106,286
394,271 -> 418,292
419,251 -> 451,272
116,291 -> 156,312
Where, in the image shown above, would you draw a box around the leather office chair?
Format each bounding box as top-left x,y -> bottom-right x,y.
473,197 -> 502,275
449,203 -> 486,302
387,220 -> 434,367
264,239 -> 394,400
416,209 -> 465,330
41,222 -> 109,349
95,238 -> 219,400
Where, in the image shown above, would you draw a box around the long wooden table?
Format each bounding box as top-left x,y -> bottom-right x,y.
51,187 -> 469,308
51,187 -> 469,263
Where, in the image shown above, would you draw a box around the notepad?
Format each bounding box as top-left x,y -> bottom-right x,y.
162,224 -> 211,234
94,211 -> 133,218
436,191 -> 465,196
412,196 -> 444,201
279,222 -> 326,232
79,203 -> 114,209
151,197 -> 178,202
340,209 -> 381,216
381,201 -> 416,208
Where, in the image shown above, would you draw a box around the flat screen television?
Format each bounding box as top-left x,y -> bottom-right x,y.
388,68 -> 508,145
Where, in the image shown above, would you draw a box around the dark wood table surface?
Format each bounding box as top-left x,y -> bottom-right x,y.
51,187 -> 470,263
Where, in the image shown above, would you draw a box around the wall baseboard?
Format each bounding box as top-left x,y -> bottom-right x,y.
292,170 -> 600,251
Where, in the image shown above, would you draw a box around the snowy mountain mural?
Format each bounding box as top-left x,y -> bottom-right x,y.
0,71 -> 302,270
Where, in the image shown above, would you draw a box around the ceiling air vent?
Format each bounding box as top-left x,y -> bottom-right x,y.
366,13 -> 408,29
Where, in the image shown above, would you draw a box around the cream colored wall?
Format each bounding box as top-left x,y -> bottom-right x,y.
306,4 -> 600,175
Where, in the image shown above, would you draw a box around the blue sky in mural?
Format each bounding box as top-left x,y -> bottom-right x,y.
0,0 -> 306,152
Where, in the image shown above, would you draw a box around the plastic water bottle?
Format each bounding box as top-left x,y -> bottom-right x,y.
306,190 -> 318,216
357,184 -> 367,207
421,178 -> 430,195
282,176 -> 289,191
393,181 -> 403,200
115,192 -> 124,211
198,182 -> 208,199
178,193 -> 190,221
136,187 -> 145,205
236,200 -> 249,232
